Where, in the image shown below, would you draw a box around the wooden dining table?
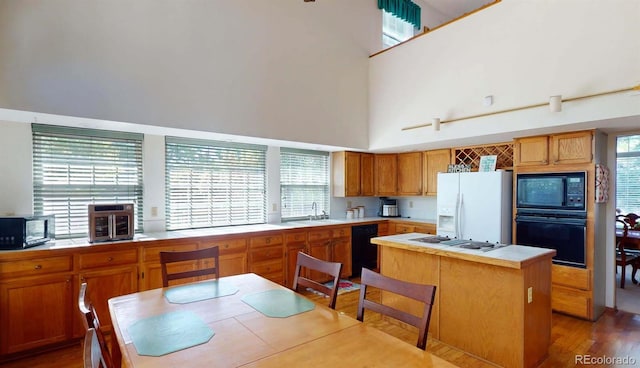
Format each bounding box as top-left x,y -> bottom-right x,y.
108,273 -> 457,368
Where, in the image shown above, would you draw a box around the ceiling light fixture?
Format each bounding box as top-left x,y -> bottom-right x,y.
401,84 -> 640,132
549,95 -> 562,112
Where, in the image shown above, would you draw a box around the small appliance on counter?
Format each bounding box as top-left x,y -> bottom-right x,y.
88,203 -> 134,243
0,214 -> 55,250
378,197 -> 400,217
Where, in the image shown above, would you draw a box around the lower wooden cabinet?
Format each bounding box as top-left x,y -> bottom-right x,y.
0,274 -> 73,354
140,241 -> 199,290
0,222 -> 363,359
284,231 -> 308,288
208,238 -> 248,277
249,234 -> 284,284
77,266 -> 138,336
308,227 -> 352,282
552,285 -> 591,319
550,264 -> 592,319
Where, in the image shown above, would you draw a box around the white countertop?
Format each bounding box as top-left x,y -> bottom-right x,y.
25,217 -> 435,251
372,233 -> 556,269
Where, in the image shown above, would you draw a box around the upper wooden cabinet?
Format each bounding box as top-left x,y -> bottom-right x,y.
514,131 -> 593,167
360,153 -> 375,196
333,150 -> 449,197
332,151 -> 374,197
397,152 -> 423,196
423,149 -> 451,196
551,131 -> 593,165
514,136 -> 549,166
374,154 -> 398,196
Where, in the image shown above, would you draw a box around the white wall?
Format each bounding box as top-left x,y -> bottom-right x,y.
0,0 -> 379,151
369,0 -> 640,152
0,121 -> 32,215
0,121 -> 374,230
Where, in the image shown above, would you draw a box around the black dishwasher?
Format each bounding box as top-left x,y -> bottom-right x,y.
351,224 -> 379,277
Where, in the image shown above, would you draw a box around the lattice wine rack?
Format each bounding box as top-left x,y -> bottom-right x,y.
453,142 -> 513,171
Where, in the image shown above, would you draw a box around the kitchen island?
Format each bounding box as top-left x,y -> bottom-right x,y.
371,233 -> 556,368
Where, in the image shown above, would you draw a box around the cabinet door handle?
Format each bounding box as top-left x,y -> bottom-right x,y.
108,257 -> 114,262
34,264 -> 42,270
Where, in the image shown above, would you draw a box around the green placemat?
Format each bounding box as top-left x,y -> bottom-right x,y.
241,289 -> 315,318
164,280 -> 239,304
128,310 -> 214,356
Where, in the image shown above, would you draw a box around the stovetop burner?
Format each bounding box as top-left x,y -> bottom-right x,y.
410,236 -> 451,244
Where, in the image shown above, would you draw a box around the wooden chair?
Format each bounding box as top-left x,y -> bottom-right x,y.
292,252 -> 343,309
160,246 -> 219,287
357,268 -> 436,350
84,328 -> 112,368
78,283 -> 115,368
615,217 -> 640,288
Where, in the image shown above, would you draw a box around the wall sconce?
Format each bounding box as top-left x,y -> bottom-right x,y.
432,118 -> 441,131
549,95 -> 562,112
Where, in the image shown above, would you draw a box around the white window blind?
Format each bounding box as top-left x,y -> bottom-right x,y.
280,148 -> 329,221
32,124 -> 144,239
382,10 -> 415,48
165,137 -> 266,230
616,135 -> 640,215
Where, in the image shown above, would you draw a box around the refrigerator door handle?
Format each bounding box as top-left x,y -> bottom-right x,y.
457,192 -> 463,239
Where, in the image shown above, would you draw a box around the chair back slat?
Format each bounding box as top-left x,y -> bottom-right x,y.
160,246 -> 220,287
292,252 -> 343,309
357,268 -> 436,350
78,283 -> 115,368
84,328 -> 111,368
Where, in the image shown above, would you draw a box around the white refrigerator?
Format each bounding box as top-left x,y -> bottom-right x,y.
436,171 -> 513,244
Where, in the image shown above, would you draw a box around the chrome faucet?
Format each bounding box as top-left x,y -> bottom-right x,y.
311,202 -> 318,220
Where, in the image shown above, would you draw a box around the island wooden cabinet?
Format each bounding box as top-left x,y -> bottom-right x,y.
514,130 -> 593,167
423,149 -> 451,196
332,151 -> 374,197
374,153 -> 398,196
397,152 -> 423,196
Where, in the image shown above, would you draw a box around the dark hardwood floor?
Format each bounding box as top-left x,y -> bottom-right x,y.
2,284 -> 640,368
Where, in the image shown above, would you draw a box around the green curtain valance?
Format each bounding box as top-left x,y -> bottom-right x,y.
378,0 -> 421,29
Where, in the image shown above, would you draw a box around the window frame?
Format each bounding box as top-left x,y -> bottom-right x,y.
616,134 -> 640,215
164,137 -> 267,231
31,124 -> 144,239
280,148 -> 330,222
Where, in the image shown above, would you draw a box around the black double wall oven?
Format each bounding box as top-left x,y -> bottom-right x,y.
515,171 -> 587,268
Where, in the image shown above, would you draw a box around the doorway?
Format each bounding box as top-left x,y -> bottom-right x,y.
614,134 -> 640,314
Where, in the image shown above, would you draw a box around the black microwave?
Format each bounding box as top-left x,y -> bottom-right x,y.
0,215 -> 55,250
516,172 -> 586,212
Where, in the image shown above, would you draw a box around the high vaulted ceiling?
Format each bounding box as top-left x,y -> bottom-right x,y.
417,0 -> 495,28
